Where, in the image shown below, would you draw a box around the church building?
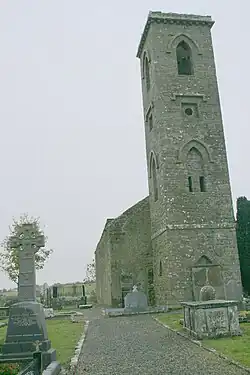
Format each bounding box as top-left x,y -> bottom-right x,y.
95,11 -> 242,307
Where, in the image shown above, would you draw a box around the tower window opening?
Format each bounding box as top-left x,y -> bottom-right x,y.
176,41 -> 193,76
144,56 -> 151,91
148,113 -> 153,131
188,176 -> 193,192
152,158 -> 159,201
199,176 -> 206,192
159,260 -> 163,276
185,107 -> 193,116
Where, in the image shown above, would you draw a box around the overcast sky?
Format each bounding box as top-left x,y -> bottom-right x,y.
0,1 -> 248,288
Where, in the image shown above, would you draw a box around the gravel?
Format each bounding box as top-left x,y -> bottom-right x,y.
76,310 -> 248,375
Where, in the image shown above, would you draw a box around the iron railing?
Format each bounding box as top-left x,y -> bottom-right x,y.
0,352 -> 41,375
18,355 -> 40,375
0,352 -> 61,375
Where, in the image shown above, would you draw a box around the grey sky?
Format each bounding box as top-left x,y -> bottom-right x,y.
0,1 -> 248,288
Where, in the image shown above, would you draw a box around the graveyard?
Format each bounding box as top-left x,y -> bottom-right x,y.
0,6 -> 249,375
0,219 -> 87,375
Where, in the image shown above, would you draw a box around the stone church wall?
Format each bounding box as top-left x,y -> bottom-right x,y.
95,197 -> 152,307
95,220 -> 113,306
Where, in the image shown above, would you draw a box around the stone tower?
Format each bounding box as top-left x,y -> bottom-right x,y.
137,12 -> 242,306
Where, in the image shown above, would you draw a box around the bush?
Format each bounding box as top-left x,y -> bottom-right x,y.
51,299 -> 63,310
0,363 -> 20,375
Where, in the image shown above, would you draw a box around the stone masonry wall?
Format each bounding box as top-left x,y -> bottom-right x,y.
110,197 -> 152,306
153,227 -> 242,306
137,12 -> 242,305
95,220 -> 112,306
95,198 -> 152,307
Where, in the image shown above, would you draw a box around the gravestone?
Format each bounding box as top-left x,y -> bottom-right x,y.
200,285 -> 216,301
0,307 -> 9,319
225,279 -> 242,301
192,263 -> 225,301
81,284 -> 87,305
124,286 -> 148,312
1,223 -> 57,369
44,308 -> 54,319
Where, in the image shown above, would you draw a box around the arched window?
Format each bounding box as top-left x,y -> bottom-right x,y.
151,157 -> 158,201
159,261 -> 163,277
143,55 -> 151,91
176,41 -> 193,75
187,147 -> 206,192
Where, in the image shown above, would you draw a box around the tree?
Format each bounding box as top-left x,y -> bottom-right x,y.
0,214 -> 53,284
236,197 -> 250,295
84,259 -> 96,284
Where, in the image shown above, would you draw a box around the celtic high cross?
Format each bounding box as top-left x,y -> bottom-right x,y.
9,223 -> 45,302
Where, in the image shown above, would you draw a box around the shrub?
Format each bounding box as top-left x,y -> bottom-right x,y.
0,363 -> 20,375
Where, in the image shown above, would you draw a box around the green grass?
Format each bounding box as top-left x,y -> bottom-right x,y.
47,319 -> 84,365
203,325 -> 250,368
156,313 -> 250,368
156,313 -> 184,331
0,318 -> 84,366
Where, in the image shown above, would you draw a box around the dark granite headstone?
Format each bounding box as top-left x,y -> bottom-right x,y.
3,301 -> 50,354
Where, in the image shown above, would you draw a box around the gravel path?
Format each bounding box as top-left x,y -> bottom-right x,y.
77,310 -> 248,375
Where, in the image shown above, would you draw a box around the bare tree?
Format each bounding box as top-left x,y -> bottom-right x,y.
84,259 -> 96,284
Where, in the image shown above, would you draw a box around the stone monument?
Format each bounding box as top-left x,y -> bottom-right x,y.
124,285 -> 148,312
181,285 -> 241,339
1,223 -> 57,369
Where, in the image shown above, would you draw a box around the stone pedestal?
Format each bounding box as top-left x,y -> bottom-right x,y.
1,301 -> 56,368
181,299 -> 241,339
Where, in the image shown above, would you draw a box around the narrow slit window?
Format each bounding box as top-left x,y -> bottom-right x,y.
144,56 -> 151,91
149,113 -> 153,131
199,176 -> 206,192
159,261 -> 163,277
188,176 -> 193,192
152,158 -> 159,201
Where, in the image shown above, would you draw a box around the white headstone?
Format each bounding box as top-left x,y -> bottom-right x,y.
44,308 -> 54,319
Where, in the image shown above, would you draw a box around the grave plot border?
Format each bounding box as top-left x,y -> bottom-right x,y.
0,353 -> 40,375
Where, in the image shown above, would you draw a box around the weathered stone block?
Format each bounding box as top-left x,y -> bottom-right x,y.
181,300 -> 241,339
